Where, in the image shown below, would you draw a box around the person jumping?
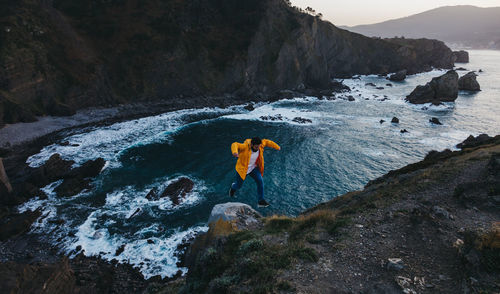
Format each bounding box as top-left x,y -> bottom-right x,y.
229,137 -> 281,207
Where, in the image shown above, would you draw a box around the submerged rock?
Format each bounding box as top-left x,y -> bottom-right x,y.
388,69 -> 407,81
406,70 -> 458,104
160,177 -> 194,205
458,71 -> 480,91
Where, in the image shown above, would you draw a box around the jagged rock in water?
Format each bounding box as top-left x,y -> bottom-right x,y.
68,158 -> 106,178
391,117 -> 399,123
380,119 -> 386,124
400,129 -> 408,133
292,117 -> 312,124
244,103 -> 255,111
37,154 -> 75,184
406,70 -> 458,104
388,69 -> 407,81
430,117 -> 442,125
54,158 -> 105,197
458,71 -> 480,91
145,187 -> 159,201
260,114 -> 283,121
54,177 -> 92,197
453,50 -> 469,63
208,202 -> 262,230
160,177 -> 194,205
329,80 -> 350,92
127,208 -> 142,220
456,134 -> 493,149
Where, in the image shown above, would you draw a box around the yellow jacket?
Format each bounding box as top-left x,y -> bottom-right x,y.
231,139 -> 280,180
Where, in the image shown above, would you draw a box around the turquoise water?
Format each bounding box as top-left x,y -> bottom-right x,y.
20,50 -> 500,278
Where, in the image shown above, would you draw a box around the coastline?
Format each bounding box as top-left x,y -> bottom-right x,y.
0,95 -> 269,150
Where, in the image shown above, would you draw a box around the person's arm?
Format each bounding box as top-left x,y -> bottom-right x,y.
262,139 -> 281,150
231,142 -> 244,157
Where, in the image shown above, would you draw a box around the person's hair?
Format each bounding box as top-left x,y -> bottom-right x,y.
251,137 -> 262,145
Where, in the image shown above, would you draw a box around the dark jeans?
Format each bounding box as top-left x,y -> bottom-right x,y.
231,168 -> 264,201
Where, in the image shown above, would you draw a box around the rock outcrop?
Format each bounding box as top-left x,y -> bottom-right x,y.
388,69 -> 407,81
458,71 -> 481,91
0,0 -> 455,126
453,50 -> 470,63
207,202 -> 262,230
0,209 -> 41,241
406,70 -> 459,104
160,177 -> 194,205
430,117 -> 442,125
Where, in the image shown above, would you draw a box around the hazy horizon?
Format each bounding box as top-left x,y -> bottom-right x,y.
290,1 -> 500,26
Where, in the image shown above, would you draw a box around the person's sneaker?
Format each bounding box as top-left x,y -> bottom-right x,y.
258,199 -> 270,207
229,187 -> 236,198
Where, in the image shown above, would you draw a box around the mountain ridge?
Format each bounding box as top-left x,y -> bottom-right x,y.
342,5 -> 500,50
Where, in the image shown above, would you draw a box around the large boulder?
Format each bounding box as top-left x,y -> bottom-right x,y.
35,154 -> 75,185
160,177 -> 194,205
453,50 -> 469,63
406,70 -> 458,104
458,72 -> 480,91
208,202 -> 262,231
67,158 -> 106,178
388,70 -> 407,81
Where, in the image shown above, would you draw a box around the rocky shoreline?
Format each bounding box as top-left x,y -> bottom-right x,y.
1,131 -> 499,293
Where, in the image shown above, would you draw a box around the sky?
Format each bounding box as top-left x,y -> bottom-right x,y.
290,0 -> 500,26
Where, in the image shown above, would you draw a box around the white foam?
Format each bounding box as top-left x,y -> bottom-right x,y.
223,99 -> 323,125
69,215 -> 208,279
419,130 -> 472,150
26,107 -> 238,168
102,175 -> 207,219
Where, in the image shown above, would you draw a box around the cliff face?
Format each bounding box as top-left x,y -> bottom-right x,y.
0,0 -> 454,126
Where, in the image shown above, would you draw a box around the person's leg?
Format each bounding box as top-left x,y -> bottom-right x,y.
249,168 -> 264,201
231,172 -> 244,191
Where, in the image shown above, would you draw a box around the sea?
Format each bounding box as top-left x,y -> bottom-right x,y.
18,50 -> 500,279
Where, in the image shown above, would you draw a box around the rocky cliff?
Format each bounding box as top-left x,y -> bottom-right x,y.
1,133 -> 499,293
0,0 -> 454,127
